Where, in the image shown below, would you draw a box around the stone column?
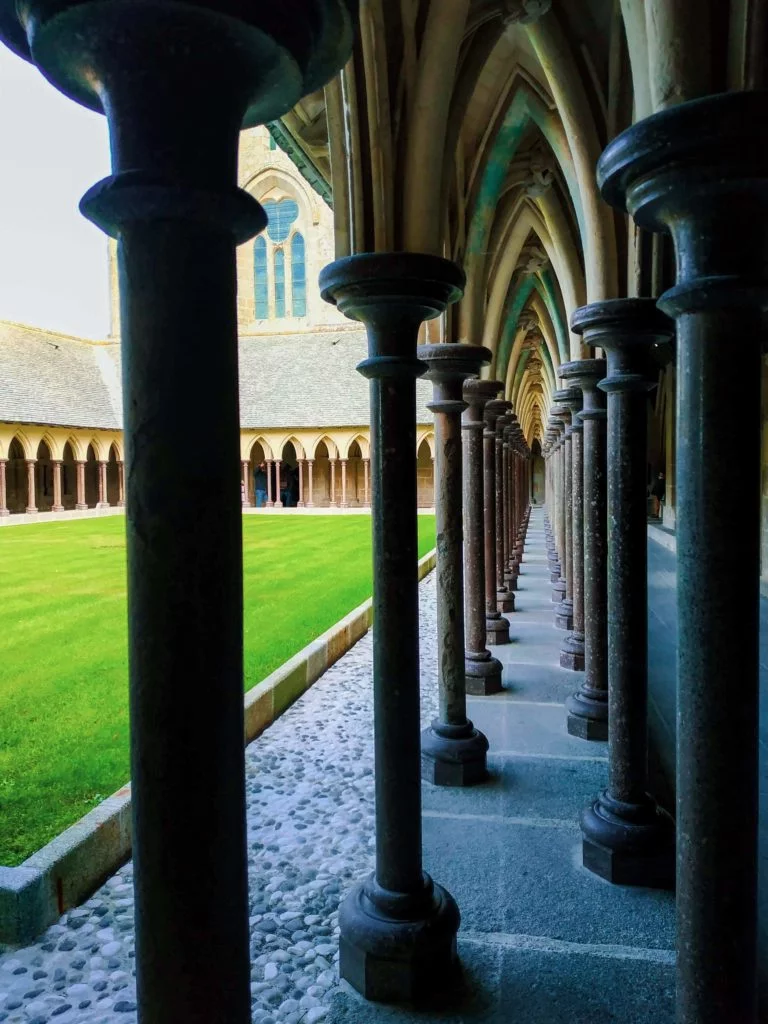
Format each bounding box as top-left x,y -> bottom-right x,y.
25,459 -> 37,514
549,414 -> 567,598
552,389 -> 578,629
483,398 -> 510,644
578,299 -> 674,890
557,373 -> 585,669
52,460 -> 64,512
418,342 -> 492,787
75,461 -> 87,510
306,459 -> 315,507
599,91 -> 766,1023
463,379 -> 504,695
363,457 -> 370,506
329,457 -> 337,507
320,253 -> 462,1002
340,457 -> 348,507
117,461 -> 125,507
501,418 -> 516,593
0,8 -> 355,1022
494,410 -> 515,612
265,459 -> 274,507
240,460 -> 251,506
273,459 -> 283,508
0,459 -> 8,516
96,460 -> 108,507
563,354 -> 608,739
297,458 -> 305,507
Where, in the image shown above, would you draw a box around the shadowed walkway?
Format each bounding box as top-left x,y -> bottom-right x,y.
330,506 -> 676,1023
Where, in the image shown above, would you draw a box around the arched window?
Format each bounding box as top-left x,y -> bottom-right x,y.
252,197 -> 307,320
291,233 -> 306,317
274,248 -> 286,318
254,236 -> 268,319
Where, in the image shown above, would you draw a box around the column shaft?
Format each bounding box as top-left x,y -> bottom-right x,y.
307,459 -> 314,507
52,460 -> 64,512
330,458 -> 337,506
25,459 -> 37,513
483,400 -> 510,644
340,458 -> 348,507
297,458 -> 305,506
76,461 -> 86,510
274,459 -> 283,508
0,459 -> 8,515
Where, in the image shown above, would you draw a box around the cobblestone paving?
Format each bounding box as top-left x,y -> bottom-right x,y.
0,575 -> 439,1024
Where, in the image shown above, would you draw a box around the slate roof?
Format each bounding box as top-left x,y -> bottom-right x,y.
0,322 -> 434,430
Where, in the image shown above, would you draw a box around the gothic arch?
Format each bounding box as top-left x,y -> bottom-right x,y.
343,434 -> 369,459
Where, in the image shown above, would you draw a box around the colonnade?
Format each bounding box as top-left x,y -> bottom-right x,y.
0,454 -> 125,515
240,455 -> 372,508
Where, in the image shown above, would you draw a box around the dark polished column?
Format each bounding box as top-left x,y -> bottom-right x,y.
320,253 -> 462,1002
599,91 -> 767,1024
501,420 -> 517,591
552,389 -> 577,629
494,409 -> 515,612
0,6 -> 355,1022
418,343 -> 492,787
463,379 -> 504,695
564,354 -> 608,739
544,424 -> 560,580
578,299 -> 674,889
550,407 -> 568,604
557,371 -> 585,669
484,398 -> 511,644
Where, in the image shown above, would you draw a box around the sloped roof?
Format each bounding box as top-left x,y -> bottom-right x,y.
0,322 -> 434,430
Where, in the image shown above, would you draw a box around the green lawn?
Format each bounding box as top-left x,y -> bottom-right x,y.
0,514 -> 436,866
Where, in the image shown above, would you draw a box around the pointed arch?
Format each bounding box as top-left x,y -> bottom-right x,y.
343,433 -> 369,459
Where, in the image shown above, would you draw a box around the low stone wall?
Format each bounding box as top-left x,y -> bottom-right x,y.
0,548 -> 437,945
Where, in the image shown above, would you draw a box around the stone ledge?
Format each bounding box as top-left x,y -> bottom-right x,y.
0,547 -> 437,946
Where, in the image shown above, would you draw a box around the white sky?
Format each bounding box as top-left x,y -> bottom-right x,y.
0,47 -> 111,338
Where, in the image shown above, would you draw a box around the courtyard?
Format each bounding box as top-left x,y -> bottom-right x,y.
0,514 -> 436,866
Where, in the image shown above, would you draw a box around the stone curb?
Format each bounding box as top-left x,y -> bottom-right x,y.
0,548 -> 437,946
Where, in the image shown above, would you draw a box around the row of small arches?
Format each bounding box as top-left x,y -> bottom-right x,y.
3,438 -> 121,514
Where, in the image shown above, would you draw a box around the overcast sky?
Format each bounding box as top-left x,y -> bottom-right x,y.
0,47 -> 111,338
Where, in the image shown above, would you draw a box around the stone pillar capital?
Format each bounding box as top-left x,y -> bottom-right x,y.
462,379 -> 503,428
418,342 -> 491,411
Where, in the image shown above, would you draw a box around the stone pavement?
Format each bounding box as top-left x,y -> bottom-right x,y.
0,508 -> 675,1024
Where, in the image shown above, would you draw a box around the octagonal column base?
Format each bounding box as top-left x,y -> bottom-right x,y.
552,579 -> 566,603
421,720 -> 489,787
565,690 -> 608,740
497,588 -> 515,613
465,653 -> 503,695
580,792 -> 674,889
504,571 -> 518,591
486,614 -> 510,645
559,631 -> 585,671
338,874 -> 460,1003
554,599 -> 573,630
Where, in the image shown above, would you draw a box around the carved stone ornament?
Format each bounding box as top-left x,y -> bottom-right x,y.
523,143 -> 555,198
502,0 -> 553,26
516,244 -> 549,275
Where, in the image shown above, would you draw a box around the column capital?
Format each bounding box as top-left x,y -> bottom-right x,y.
418,342 -> 491,412
321,253 -> 464,381
462,378 -> 502,428
484,398 -> 509,435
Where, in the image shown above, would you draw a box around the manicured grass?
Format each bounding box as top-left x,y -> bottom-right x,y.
0,514 -> 436,866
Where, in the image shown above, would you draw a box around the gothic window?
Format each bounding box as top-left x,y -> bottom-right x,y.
252,197 -> 306,319
291,233 -> 306,317
254,237 -> 268,319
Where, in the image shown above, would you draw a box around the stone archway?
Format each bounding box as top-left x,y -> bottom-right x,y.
62,442 -> 77,510
35,440 -> 53,512
85,444 -> 99,508
107,445 -> 120,505
7,437 -> 27,513
347,440 -> 363,506
250,441 -> 267,507
416,439 -> 434,508
280,441 -> 299,507
313,440 -> 331,506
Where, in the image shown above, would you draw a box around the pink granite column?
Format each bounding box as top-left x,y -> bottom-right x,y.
0,459 -> 8,516
363,457 -> 370,506
265,459 -> 274,507
118,461 -> 125,506
26,459 -> 37,513
340,458 -> 348,507
307,459 -> 315,507
329,458 -> 337,507
75,461 -> 87,510
51,460 -> 64,511
97,460 -> 108,507
273,459 -> 283,508
241,460 -> 251,507
297,459 -> 305,507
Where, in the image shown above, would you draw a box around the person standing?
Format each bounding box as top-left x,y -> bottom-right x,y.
254,462 -> 268,508
650,471 -> 665,519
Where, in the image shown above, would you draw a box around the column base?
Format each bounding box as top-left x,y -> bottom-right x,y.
51,504 -> 64,512
552,579 -> 566,603
0,508 -> 9,517
297,501 -> 305,508
421,720 -> 489,787
554,598 -> 573,629
580,791 -> 674,889
503,570 -> 518,591
559,631 -> 585,671
117,500 -> 126,507
565,689 -> 608,740
266,500 -> 274,508
75,503 -> 88,511
96,502 -> 110,509
338,874 -> 460,1003
25,506 -> 38,514
486,614 -> 510,645
497,588 -> 515,613
465,652 -> 503,695
274,501 -> 284,509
